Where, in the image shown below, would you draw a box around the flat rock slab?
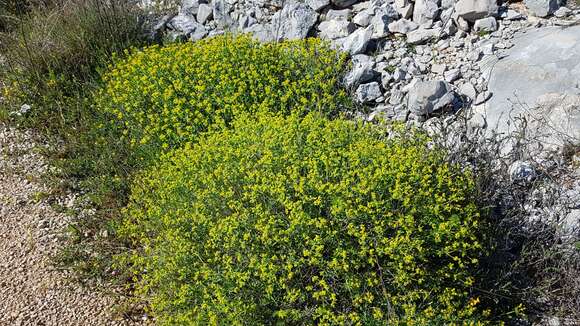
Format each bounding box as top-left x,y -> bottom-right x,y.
484,25 -> 580,143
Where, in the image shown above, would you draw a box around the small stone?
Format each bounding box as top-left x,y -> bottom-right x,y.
326,9 -> 352,20
525,0 -> 559,17
381,71 -> 393,88
474,16 -> 498,32
388,19 -> 419,34
196,3 -> 213,24
459,82 -> 477,100
509,161 -> 537,183
356,82 -> 382,103
455,0 -> 499,23
392,68 -> 406,81
337,26 -> 373,55
413,0 -> 440,25
371,6 -> 400,38
407,80 -> 455,116
307,0 -> 330,12
344,55 -> 377,87
406,27 -> 441,44
444,68 -> 461,82
318,19 -> 356,39
505,9 -> 524,20
396,3 -> 414,19
271,2 -> 318,41
474,91 -> 492,104
353,10 -> 373,27
554,6 -> 572,18
431,63 -> 447,74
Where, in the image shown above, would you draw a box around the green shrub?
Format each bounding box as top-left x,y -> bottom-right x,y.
0,0 -> 146,132
97,34 -> 350,165
119,112 -> 486,325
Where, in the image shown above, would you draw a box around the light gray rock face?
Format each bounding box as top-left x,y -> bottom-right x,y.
168,13 -> 207,40
168,13 -> 200,34
413,0 -> 440,24
318,19 -> 356,39
345,54 -> 377,88
407,80 -> 455,116
356,82 -> 382,103
307,0 -> 330,12
485,26 -> 580,146
524,0 -> 559,17
337,26 -> 373,55
196,3 -> 213,24
388,18 -> 419,34
473,16 -> 497,32
180,0 -> 200,15
371,6 -> 400,38
531,93 -> 580,147
327,9 -> 352,20
455,0 -> 498,22
212,0 -> 234,29
353,10 -> 373,26
406,27 -> 440,44
245,23 -> 274,42
271,2 -> 318,40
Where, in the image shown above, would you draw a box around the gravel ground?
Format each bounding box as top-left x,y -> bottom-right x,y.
0,124 -> 143,325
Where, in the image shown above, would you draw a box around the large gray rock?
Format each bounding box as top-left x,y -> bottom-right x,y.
180,0 -> 200,15
455,0 -> 498,22
473,16 -> 497,32
524,0 -> 559,17
168,13 -> 206,40
406,27 -> 441,44
388,18 -> 418,34
307,0 -> 330,11
407,80 -> 455,116
271,2 -> 318,41
244,23 -> 274,42
344,54 -> 377,88
213,0 -> 234,29
356,82 -> 382,103
336,26 -> 373,55
370,5 -> 400,38
484,26 -> 580,147
413,0 -> 440,24
196,3 -> 213,24
318,19 -> 356,39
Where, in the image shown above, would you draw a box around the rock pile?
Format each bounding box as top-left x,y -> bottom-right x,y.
150,0 -> 580,124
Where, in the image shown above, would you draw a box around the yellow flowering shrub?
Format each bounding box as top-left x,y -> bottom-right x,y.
118,112 -> 487,325
97,34 -> 349,163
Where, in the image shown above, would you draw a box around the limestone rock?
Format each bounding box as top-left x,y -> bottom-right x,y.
307,0 -> 330,12
407,80 -> 455,116
484,25 -> 580,141
455,0 -> 498,23
388,19 -> 419,34
318,19 -> 356,39
337,26 -> 373,55
406,27 -> 441,44
196,3 -> 213,24
356,82 -> 382,103
413,0 -> 440,24
524,0 -> 559,17
474,17 -> 497,32
345,54 -> 377,88
271,2 -> 318,41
